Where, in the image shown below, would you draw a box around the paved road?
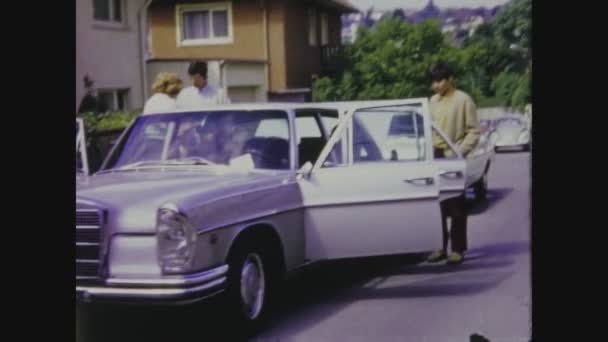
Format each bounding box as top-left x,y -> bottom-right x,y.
77,151 -> 531,342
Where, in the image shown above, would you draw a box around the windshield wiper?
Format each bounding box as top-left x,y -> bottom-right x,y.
97,160 -> 165,173
97,157 -> 218,174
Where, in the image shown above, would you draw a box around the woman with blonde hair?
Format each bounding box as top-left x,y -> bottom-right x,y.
142,72 -> 183,114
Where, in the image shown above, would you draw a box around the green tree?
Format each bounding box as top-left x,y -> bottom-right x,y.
314,18 -> 459,101
313,0 -> 531,109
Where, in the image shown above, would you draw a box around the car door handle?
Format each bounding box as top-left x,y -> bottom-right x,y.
439,170 -> 464,179
404,177 -> 434,186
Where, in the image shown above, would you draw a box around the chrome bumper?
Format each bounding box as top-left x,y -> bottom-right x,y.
76,264 -> 228,304
494,142 -> 528,149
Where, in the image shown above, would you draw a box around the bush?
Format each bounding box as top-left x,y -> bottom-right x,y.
77,109 -> 141,134
77,110 -> 140,173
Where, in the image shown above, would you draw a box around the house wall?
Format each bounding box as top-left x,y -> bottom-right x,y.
149,0 -> 266,61
76,0 -> 147,111
283,2 -> 343,91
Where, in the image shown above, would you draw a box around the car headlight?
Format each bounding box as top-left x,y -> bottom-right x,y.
156,203 -> 197,274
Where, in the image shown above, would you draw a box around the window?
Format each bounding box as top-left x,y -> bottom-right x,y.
98,88 -> 130,111
308,8 -> 318,46
177,3 -> 233,46
296,116 -> 322,141
353,109 -> 426,163
320,12 -> 329,46
323,124 -> 346,167
109,110 -> 291,170
93,0 -> 124,23
254,119 -> 289,140
294,110 -> 342,167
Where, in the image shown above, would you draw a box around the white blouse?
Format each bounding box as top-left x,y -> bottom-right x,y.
176,85 -> 231,109
142,93 -> 178,115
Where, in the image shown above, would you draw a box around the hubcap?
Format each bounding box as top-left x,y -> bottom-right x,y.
240,253 -> 266,320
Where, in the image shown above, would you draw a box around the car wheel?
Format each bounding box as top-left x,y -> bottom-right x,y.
474,172 -> 488,201
225,238 -> 274,335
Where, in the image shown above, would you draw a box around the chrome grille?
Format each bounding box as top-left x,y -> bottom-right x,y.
77,210 -> 101,226
76,209 -> 101,281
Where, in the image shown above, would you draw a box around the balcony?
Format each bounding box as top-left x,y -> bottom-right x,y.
320,45 -> 346,77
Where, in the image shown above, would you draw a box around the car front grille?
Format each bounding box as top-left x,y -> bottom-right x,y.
76,209 -> 102,281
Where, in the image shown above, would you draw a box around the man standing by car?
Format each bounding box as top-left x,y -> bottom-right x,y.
177,61 -> 231,108
426,61 -> 480,265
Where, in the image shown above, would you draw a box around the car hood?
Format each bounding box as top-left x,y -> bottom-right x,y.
76,168 -> 293,233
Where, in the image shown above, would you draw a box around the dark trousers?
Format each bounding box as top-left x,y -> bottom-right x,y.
440,193 -> 468,254
434,147 -> 468,254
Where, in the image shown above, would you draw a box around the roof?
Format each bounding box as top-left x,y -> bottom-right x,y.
305,0 -> 360,13
141,98 -> 429,116
152,0 -> 360,13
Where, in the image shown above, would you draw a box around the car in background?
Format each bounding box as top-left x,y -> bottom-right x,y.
490,115 -> 531,152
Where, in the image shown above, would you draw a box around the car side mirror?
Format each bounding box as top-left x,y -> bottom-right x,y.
297,161 -> 313,179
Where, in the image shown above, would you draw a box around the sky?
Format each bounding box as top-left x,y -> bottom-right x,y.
347,0 -> 512,11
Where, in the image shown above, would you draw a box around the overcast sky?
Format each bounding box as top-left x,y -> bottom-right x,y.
348,0 -> 512,11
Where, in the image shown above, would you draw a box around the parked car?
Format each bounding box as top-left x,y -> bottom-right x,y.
76,99 -> 488,332
490,115 -> 531,152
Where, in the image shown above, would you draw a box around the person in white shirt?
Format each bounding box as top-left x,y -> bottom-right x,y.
176,61 -> 231,109
142,72 -> 183,115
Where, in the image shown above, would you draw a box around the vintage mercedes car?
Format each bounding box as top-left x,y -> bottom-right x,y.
76,99 -> 487,330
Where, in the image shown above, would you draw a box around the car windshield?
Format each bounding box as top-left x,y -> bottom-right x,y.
102,110 -> 291,171
495,117 -> 523,127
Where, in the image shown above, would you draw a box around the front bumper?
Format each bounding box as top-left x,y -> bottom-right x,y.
494,141 -> 529,150
76,264 -> 228,305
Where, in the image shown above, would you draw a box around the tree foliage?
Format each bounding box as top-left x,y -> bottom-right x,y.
313,0 -> 531,110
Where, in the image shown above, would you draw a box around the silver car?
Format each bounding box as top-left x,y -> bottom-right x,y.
76,99 -> 471,330
490,115 -> 531,152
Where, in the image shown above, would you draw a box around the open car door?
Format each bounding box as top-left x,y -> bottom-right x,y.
431,123 -> 468,200
298,99 -> 444,260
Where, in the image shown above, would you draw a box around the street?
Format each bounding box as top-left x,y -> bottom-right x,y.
77,151 -> 531,342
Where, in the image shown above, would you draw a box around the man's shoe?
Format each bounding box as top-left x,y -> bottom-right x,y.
446,252 -> 464,265
427,250 -> 447,263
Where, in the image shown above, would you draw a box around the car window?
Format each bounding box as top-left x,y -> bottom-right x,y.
108,110 -> 291,170
295,109 -> 344,168
255,118 -> 289,139
352,109 -> 426,163
296,116 -> 322,141
496,117 -> 523,127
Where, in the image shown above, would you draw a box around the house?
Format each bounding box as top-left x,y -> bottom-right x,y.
76,0 -> 151,112
146,0 -> 358,103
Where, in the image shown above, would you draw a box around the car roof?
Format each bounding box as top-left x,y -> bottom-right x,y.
141,99 -> 430,116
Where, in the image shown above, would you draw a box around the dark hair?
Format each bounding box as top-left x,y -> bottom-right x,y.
188,61 -> 208,77
428,61 -> 454,82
